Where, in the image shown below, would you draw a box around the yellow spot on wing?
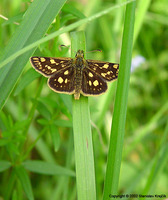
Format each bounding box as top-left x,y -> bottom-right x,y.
89,72 -> 93,77
101,73 -> 106,77
64,70 -> 69,75
65,78 -> 68,83
103,64 -> 109,69
46,65 -> 51,70
89,81 -> 92,86
51,69 -> 57,73
113,64 -> 118,69
40,58 -> 46,62
93,80 -> 99,86
50,59 -> 56,64
58,77 -> 64,83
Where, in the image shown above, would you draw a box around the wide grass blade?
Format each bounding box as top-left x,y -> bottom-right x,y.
71,31 -> 96,200
0,0 -> 67,110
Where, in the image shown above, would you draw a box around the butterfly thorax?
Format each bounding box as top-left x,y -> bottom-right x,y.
75,50 -> 85,68
73,51 -> 85,99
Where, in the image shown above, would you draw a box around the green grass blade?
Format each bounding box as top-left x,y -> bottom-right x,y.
0,0 -> 67,110
14,68 -> 40,96
23,160 -> 75,176
71,31 -> 96,200
103,1 -> 136,198
4,169 -> 16,200
142,121 -> 168,196
124,101 -> 168,157
143,143 -> 168,197
133,0 -> 152,44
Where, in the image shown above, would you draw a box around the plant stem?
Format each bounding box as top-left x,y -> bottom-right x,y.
103,1 -> 136,198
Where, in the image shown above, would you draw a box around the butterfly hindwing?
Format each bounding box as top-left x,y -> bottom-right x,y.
81,67 -> 107,96
86,60 -> 119,81
48,66 -> 75,94
30,57 -> 72,77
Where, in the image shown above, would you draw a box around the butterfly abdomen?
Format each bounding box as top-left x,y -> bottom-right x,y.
74,66 -> 83,99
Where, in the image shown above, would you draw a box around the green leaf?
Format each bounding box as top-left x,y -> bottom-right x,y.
54,120 -> 72,127
0,138 -> 10,146
60,94 -> 73,114
37,101 -> 52,120
15,165 -> 34,200
38,96 -> 59,109
12,190 -> 18,200
2,13 -> 23,26
49,124 -> 61,152
13,120 -> 29,132
62,4 -> 86,19
14,68 -> 41,96
7,142 -> 20,157
0,160 -> 11,172
0,110 -> 11,131
23,160 -> 75,176
37,118 -> 49,125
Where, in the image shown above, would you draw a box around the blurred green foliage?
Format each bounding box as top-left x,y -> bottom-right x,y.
0,0 -> 168,199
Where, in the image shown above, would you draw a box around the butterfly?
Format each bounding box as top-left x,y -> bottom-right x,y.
30,50 -> 119,100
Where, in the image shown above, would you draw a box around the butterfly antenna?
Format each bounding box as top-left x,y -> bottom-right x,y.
59,45 -> 77,54
86,49 -> 102,54
59,44 -> 71,51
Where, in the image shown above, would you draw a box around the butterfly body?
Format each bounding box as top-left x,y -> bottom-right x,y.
30,50 -> 119,100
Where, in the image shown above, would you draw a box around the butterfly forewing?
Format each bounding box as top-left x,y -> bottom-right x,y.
81,68 -> 107,95
30,57 -> 72,77
48,66 -> 75,94
86,60 -> 119,81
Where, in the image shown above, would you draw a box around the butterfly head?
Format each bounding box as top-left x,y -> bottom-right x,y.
75,50 -> 85,67
75,50 -> 84,59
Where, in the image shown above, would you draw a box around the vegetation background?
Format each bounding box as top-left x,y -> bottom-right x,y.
0,0 -> 168,200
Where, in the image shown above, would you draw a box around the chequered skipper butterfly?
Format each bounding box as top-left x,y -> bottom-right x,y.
30,50 -> 119,100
